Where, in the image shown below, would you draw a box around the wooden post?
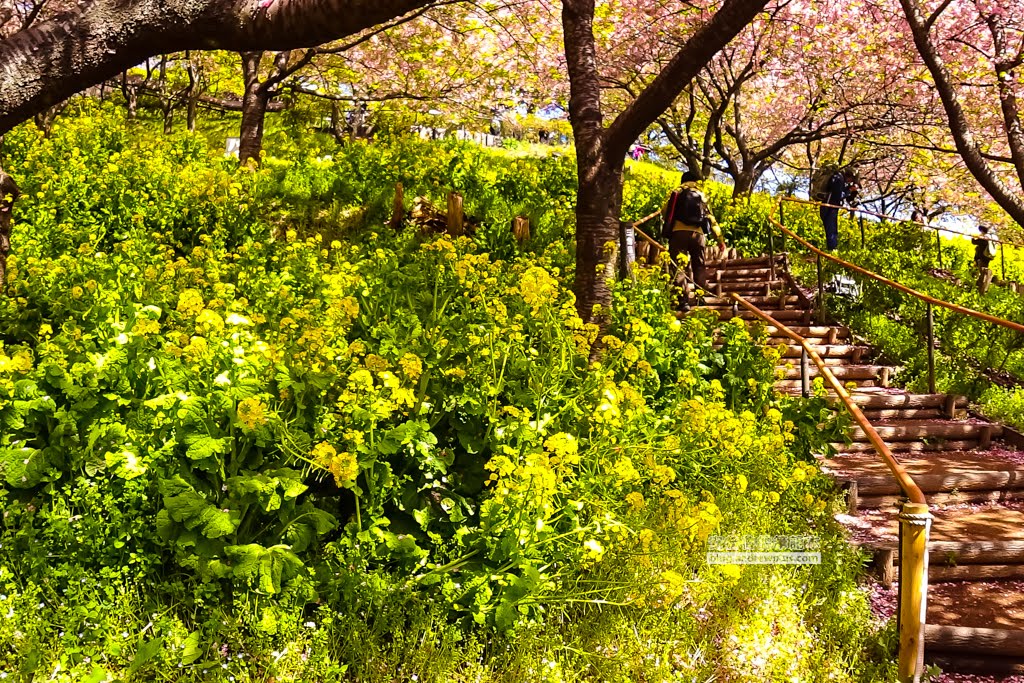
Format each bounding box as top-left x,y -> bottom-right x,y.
624,221 -> 637,279
801,346 -> 810,398
847,480 -> 859,515
816,252 -> 825,325
859,214 -> 866,248
897,502 -> 931,683
779,199 -> 787,252
1002,243 -> 1007,282
936,230 -> 943,269
389,183 -> 404,231
926,302 -> 936,395
767,222 -> 776,280
447,192 -> 464,236
512,216 -> 531,245
877,548 -> 897,587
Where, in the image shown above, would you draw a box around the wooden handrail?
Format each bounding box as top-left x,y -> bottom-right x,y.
781,196 -> 1024,249
730,293 -> 927,505
769,211 -> 1024,335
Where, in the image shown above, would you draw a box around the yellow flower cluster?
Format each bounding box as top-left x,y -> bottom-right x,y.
312,442 -> 359,488
519,266 -> 559,311
236,396 -> 268,430
176,289 -> 205,318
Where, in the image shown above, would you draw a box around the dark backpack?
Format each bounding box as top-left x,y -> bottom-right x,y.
662,188 -> 706,239
810,164 -> 839,202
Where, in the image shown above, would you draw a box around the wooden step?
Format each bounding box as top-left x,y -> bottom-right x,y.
861,408 -> 944,420
704,294 -> 801,307
778,379 -> 882,391
780,364 -> 890,381
715,279 -> 789,292
706,255 -> 786,269
852,470 -> 1024,495
832,439 -> 979,453
861,488 -> 1024,510
930,564 -> 1024,582
928,625 -> 1024,660
712,308 -> 811,323
766,325 -> 850,341
783,389 -> 965,413
849,420 -> 1000,443
715,267 -> 773,280
779,344 -> 867,360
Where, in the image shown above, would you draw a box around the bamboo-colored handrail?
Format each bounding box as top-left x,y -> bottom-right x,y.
730,293 -> 927,505
632,211 -> 666,252
781,195 -> 1024,249
769,212 -> 1024,335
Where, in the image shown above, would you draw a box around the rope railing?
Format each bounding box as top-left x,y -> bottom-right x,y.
731,293 -> 931,682
781,195 -> 1024,249
731,293 -> 926,504
768,210 -> 1024,335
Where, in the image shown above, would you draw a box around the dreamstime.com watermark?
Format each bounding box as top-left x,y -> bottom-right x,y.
706,535 -> 822,565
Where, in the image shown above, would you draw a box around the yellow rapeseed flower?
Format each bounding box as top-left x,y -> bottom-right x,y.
236,396 -> 268,430
625,491 -> 645,510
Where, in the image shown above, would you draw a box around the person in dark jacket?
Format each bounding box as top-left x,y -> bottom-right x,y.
972,225 -> 996,294
819,168 -> 859,251
662,171 -> 726,311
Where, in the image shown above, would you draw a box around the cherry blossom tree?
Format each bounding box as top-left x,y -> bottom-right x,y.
647,0 -> 914,196
561,0 -> 771,320
899,0 -> 1024,228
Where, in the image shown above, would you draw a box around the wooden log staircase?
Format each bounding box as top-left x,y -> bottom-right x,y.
699,252 -> 1024,675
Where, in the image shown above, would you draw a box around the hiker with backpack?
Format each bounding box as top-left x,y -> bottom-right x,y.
811,164 -> 859,251
973,225 -> 997,294
661,171 -> 726,311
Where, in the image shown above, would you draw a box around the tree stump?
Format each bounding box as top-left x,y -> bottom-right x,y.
512,216 -> 530,245
390,183 -> 404,231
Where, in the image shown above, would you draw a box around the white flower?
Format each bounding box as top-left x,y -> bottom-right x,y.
225,313 -> 253,326
214,372 -> 231,386
115,333 -> 129,345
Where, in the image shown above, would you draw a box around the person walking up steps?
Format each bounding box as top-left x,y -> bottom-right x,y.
811,164 -> 859,251
973,225 -> 997,294
662,171 -> 726,312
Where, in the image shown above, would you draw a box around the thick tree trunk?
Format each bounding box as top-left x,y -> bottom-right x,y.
238,52 -> 269,165
731,169 -> 755,197
162,105 -> 174,134
184,50 -> 200,133
562,0 -> 619,323
330,101 -> 346,144
0,166 -> 20,289
574,159 -> 625,322
186,94 -> 199,133
563,0 -> 768,321
121,72 -> 138,121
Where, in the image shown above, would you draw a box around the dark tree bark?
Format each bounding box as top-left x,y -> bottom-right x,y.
561,0 -> 771,321
157,56 -> 175,134
0,0 -> 437,137
0,167 -> 20,288
121,71 -> 139,121
185,52 -> 201,133
33,105 -> 61,136
899,0 -> 1024,228
239,51 -> 270,163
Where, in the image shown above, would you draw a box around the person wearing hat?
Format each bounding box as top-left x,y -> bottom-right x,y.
661,171 -> 726,311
